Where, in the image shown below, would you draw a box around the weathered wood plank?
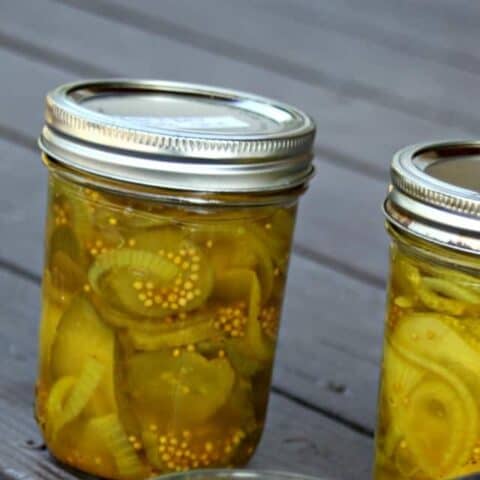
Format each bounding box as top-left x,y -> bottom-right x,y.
74,0 -> 480,133
256,0 -> 480,77
331,0 -> 480,66
0,133 -> 386,429
0,138 -> 47,278
0,0 -> 470,176
0,268 -> 373,478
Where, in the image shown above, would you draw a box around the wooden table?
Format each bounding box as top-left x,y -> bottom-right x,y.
0,1 -> 478,478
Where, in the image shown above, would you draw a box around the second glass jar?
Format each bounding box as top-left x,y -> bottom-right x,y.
375,141 -> 480,480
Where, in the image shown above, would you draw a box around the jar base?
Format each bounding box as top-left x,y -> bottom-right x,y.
45,439 -> 259,480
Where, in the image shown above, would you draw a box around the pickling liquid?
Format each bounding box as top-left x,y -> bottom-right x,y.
374,238 -> 480,480
35,174 -> 296,479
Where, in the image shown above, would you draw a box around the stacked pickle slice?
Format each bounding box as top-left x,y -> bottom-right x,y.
35,177 -> 295,480
376,245 -> 480,480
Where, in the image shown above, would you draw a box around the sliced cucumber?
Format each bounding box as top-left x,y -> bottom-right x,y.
91,414 -> 149,479
225,340 -> 264,377
45,376 -> 76,441
48,226 -> 86,292
417,284 -> 466,316
50,296 -> 116,414
128,311 -> 219,350
423,277 -> 480,304
390,313 -> 480,477
249,208 -> 295,272
89,249 -> 181,317
383,345 -> 425,405
93,300 -> 164,331
217,269 -> 273,364
38,299 -> 64,383
190,221 -> 274,302
126,350 -> 235,427
53,417 -> 117,478
405,375 -> 477,478
381,345 -> 425,462
208,230 -> 273,302
50,358 -> 104,441
392,312 -> 480,376
50,180 -> 93,241
90,230 -> 213,318
134,228 -> 214,307
219,377 -> 256,432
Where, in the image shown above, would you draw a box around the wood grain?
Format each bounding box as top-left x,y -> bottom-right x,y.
78,0 -> 480,133
334,0 -> 480,67
255,0 -> 480,77
0,0 -> 470,176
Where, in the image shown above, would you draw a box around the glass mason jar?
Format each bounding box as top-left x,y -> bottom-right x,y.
34,80 -> 315,480
375,141 -> 480,480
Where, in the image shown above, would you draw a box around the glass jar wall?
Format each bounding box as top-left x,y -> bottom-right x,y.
36,169 -> 298,479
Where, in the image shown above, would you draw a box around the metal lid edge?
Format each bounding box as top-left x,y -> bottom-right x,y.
46,79 -> 316,160
38,127 -> 315,194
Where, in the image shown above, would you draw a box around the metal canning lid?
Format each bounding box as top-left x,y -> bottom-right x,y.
39,79 -> 315,193
384,140 -> 480,254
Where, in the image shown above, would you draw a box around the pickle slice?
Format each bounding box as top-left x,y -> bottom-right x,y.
90,228 -> 214,318
413,255 -> 480,291
404,375 -> 477,478
383,345 -> 425,404
50,296 -> 116,414
249,209 -> 295,271
417,284 -> 466,316
220,377 -> 256,432
391,257 -> 421,299
50,358 -> 104,441
38,299 -> 63,382
238,233 -> 273,302
50,182 -> 91,230
394,256 -> 476,315
50,182 -> 97,250
423,277 -> 480,304
45,376 -> 76,441
389,313 -> 480,477
91,414 -> 148,479
134,228 -> 214,305
48,226 -> 86,292
216,269 -> 274,367
127,310 -> 219,350
392,313 -> 480,376
193,223 -> 274,302
225,341 -> 264,377
54,418 -> 117,478
381,345 -> 425,463
126,350 -> 235,426
459,317 -> 480,342
93,300 -> 166,331
89,249 -> 180,317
